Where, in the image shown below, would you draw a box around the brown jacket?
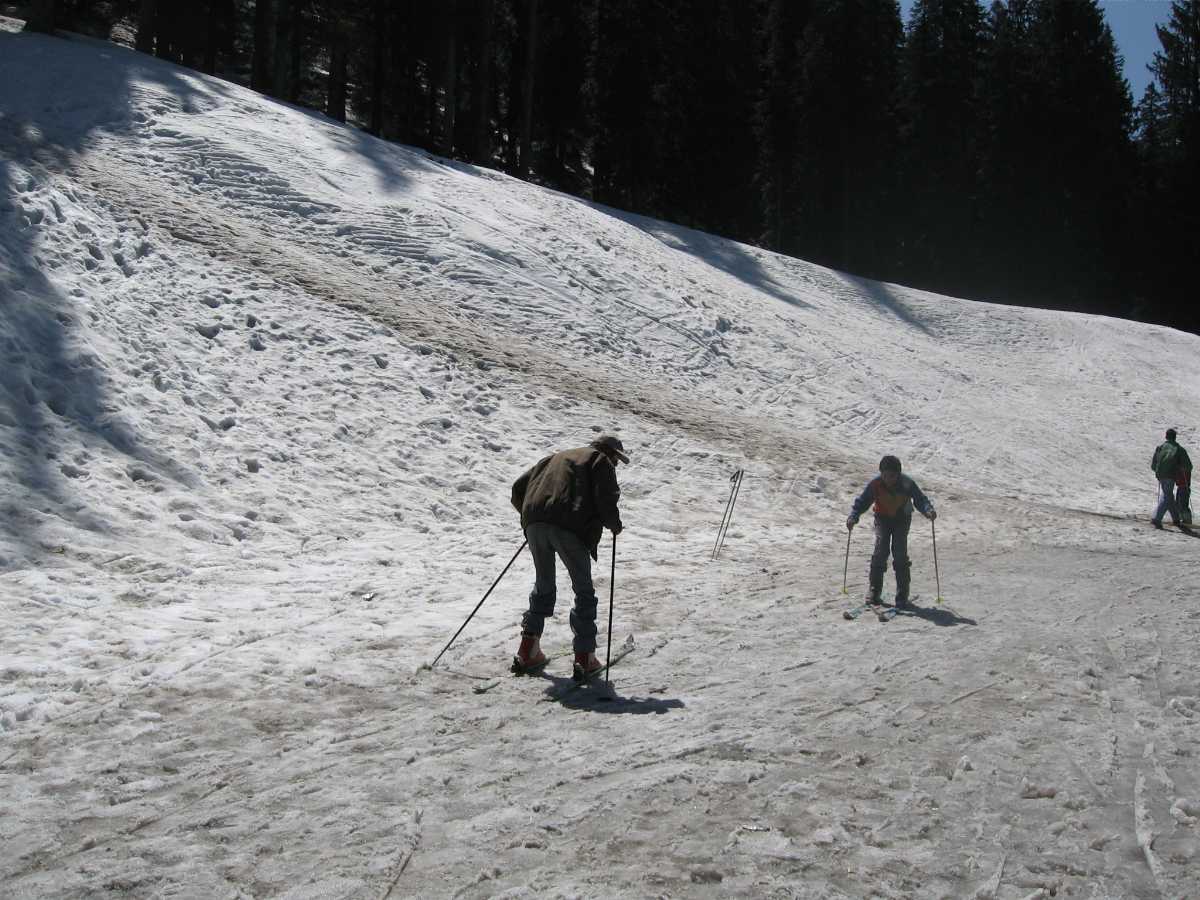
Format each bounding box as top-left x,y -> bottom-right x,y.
511,446 -> 622,559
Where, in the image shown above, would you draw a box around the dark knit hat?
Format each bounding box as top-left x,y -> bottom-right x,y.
592,435 -> 630,464
1167,428 -> 1178,441
879,455 -> 902,473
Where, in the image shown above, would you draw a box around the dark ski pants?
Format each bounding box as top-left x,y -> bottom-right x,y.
869,513 -> 911,600
1153,478 -> 1181,525
522,522 -> 598,653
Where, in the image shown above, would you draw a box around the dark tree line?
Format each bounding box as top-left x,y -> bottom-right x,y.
24,0 -> 1200,333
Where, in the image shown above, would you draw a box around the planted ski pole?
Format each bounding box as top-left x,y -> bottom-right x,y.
932,519 -> 942,604
842,526 -> 852,595
604,534 -> 617,682
721,469 -> 744,556
712,469 -> 740,559
429,539 -> 527,668
713,468 -> 744,559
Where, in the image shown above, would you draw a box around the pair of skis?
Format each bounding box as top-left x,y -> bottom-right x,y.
436,640 -> 636,701
843,596 -> 920,622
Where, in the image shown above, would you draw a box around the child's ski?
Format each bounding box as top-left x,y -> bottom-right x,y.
877,595 -> 921,622
844,597 -> 888,620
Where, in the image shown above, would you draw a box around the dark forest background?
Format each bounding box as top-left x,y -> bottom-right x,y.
17,0 -> 1200,333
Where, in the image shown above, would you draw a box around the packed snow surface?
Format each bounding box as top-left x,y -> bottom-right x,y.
2,25 -> 1199,899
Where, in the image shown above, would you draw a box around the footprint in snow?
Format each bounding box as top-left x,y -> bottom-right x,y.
199,415 -> 237,432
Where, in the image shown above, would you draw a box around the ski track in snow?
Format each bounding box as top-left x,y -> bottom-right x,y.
2,26 -> 1200,899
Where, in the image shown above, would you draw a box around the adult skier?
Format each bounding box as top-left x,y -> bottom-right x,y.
510,435 -> 627,680
1151,428 -> 1193,531
846,455 -> 936,610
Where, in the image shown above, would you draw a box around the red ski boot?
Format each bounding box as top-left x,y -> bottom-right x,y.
572,651 -> 604,683
510,633 -> 547,675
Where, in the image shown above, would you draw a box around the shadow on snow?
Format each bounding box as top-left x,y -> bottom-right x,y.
0,30 -> 209,565
543,675 -> 686,714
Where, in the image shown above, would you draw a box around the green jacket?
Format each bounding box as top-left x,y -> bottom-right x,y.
1152,440 -> 1192,480
512,446 -> 622,559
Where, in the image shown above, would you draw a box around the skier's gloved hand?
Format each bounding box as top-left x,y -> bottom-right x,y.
611,522 -> 623,537
925,509 -> 937,521
846,515 -> 858,530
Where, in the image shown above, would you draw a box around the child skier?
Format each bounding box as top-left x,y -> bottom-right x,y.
846,455 -> 936,609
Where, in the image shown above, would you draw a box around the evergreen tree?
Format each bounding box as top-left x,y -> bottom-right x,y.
251,0 -> 275,93
591,0 -> 663,211
467,0 -> 497,166
897,0 -> 985,293
978,0 -> 1040,299
1138,0 -> 1200,330
756,0 -> 813,253
531,0 -> 595,192
650,0 -> 762,241
1034,0 -> 1133,312
24,0 -> 57,33
1149,0 -> 1200,154
794,0 -> 903,275
977,0 -> 1132,313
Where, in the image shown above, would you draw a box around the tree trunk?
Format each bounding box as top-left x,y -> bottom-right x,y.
251,0 -> 274,93
273,0 -> 295,101
439,0 -> 458,155
327,21 -> 348,123
388,9 -> 417,142
369,0 -> 387,135
472,0 -> 494,164
24,0 -> 55,33
517,0 -> 539,177
202,0 -> 220,74
135,0 -> 156,53
156,2 -> 183,63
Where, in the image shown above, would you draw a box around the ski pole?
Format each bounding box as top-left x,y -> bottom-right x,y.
712,469 -> 740,559
429,539 -> 527,668
842,526 -> 852,594
931,519 -> 942,604
714,469 -> 744,559
603,533 -> 616,680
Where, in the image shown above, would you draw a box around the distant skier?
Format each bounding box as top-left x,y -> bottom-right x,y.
510,435 -> 627,680
846,455 -> 936,610
1151,428 -> 1193,531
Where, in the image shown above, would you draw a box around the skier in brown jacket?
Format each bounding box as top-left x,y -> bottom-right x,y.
510,435 -> 627,681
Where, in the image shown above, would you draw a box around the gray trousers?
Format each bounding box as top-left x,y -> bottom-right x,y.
522,522 -> 598,653
869,514 -> 912,600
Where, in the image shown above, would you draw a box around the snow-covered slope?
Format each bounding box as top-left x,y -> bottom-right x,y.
3,26 -> 1199,899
